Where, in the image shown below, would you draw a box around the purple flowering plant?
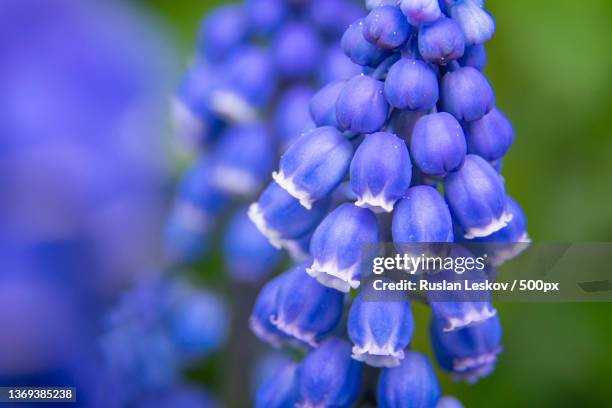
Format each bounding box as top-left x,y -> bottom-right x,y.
167,0 -> 365,285
247,0 -> 531,406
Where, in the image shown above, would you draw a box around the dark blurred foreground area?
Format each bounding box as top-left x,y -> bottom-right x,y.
0,0 -> 171,405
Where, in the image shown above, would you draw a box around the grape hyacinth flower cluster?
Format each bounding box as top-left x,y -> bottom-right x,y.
100,276 -> 227,407
166,0 -> 365,285
250,0 -> 530,405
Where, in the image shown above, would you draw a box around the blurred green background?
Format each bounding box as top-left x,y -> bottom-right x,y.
145,1 -> 612,407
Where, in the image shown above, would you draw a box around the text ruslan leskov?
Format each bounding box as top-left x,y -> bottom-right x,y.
372,279 -> 560,293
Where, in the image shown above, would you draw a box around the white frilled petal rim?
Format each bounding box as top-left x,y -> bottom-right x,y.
463,211 -> 514,239
209,90 -> 257,123
248,203 -> 309,256
488,233 -> 531,267
272,170 -> 315,210
452,361 -> 498,384
248,316 -> 284,349
354,189 -> 397,214
248,202 -> 287,250
453,347 -> 502,373
351,342 -> 405,368
306,259 -> 360,293
270,313 -> 318,348
443,304 -> 497,332
212,165 -> 259,197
